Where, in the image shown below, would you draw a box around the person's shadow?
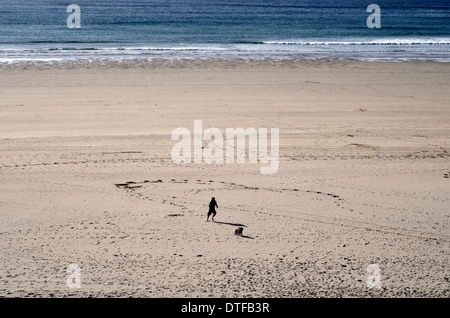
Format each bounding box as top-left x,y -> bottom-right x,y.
214,221 -> 246,227
213,221 -> 255,239
238,234 -> 255,239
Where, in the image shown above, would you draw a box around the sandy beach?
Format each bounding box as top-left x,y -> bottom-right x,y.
0,60 -> 449,297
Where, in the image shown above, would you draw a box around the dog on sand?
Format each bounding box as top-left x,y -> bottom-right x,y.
234,227 -> 243,236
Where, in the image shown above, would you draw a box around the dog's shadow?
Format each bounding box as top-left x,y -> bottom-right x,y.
214,221 -> 255,239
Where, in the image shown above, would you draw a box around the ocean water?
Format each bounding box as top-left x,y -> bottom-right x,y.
0,0 -> 449,64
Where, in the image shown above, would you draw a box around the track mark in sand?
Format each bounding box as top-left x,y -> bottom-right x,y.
345,143 -> 380,150
115,180 -> 162,190
306,190 -> 341,199
102,151 -> 143,155
287,149 -> 450,162
115,178 -> 341,200
152,179 -> 450,243
114,178 -> 345,218
0,104 -> 24,108
0,155 -> 168,170
257,204 -> 450,243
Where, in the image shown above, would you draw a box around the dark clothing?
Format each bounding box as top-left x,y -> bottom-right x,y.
207,199 -> 218,219
209,200 -> 218,212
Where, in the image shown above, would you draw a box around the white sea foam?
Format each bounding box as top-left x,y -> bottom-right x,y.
1,38 -> 449,65
262,37 -> 450,46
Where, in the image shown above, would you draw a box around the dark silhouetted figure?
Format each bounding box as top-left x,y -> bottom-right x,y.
207,197 -> 218,221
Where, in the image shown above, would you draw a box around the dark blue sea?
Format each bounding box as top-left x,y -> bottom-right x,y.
0,0 -> 449,64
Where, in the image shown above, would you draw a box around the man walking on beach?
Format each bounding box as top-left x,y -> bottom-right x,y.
207,197 -> 218,221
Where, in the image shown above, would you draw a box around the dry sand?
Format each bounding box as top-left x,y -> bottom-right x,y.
0,60 -> 449,297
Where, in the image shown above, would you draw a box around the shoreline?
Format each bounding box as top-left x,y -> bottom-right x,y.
1,56 -> 449,72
